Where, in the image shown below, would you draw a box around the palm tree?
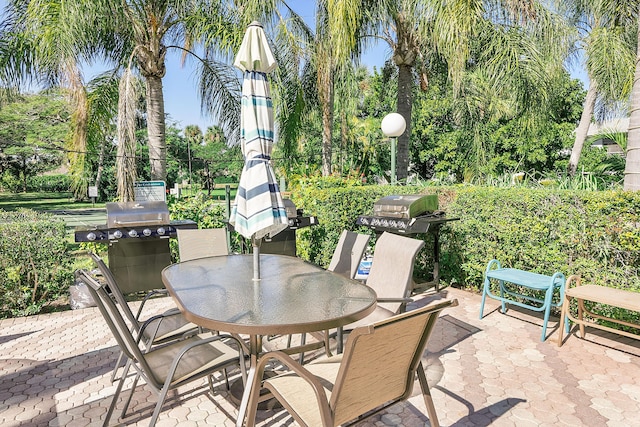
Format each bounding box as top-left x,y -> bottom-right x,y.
1,0 -> 244,200
0,0 -> 98,199
86,0 -> 243,186
183,125 -> 203,184
315,1 -> 335,176
623,7 -> 640,190
563,0 -> 636,176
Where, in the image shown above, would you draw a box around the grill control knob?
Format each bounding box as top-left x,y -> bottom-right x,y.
128,229 -> 138,238
86,232 -> 97,241
113,230 -> 123,239
142,228 -> 152,237
157,227 -> 166,236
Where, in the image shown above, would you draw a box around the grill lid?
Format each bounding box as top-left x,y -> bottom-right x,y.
373,194 -> 439,219
106,201 -> 170,228
282,199 -> 297,218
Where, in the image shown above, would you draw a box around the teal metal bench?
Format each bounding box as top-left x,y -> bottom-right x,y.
479,259 -> 565,341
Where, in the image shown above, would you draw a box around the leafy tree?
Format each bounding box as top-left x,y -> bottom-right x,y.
411,69 -> 585,180
328,0 -> 567,182
0,91 -> 69,192
192,126 -> 242,192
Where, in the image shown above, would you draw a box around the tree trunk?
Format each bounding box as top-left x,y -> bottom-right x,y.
624,15 -> 640,191
568,78 -> 598,176
146,75 -> 167,181
318,61 -> 334,177
340,109 -> 347,174
396,63 -> 413,181
95,138 -> 106,198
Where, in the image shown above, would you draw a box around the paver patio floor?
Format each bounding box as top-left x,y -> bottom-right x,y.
2,286 -> 640,426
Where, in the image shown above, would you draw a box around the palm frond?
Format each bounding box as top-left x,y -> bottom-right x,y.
196,58 -> 242,147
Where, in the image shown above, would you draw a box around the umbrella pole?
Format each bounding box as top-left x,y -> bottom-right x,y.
252,236 -> 261,281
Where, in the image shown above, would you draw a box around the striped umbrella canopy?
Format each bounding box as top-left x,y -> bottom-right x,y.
229,22 -> 288,279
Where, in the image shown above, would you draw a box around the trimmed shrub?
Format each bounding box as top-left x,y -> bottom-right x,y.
27,174 -> 71,193
0,209 -> 73,318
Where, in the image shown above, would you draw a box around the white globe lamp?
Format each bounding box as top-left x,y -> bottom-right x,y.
381,113 -> 406,184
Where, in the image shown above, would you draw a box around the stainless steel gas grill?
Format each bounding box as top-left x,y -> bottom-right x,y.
74,201 -> 196,293
231,198 -> 319,257
356,194 -> 459,292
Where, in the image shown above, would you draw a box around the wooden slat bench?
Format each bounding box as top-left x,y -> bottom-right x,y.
479,259 -> 565,341
557,275 -> 640,346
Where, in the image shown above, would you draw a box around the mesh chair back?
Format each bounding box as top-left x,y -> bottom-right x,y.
177,228 -> 229,261
78,270 -> 156,379
327,230 -> 370,279
331,299 -> 452,425
366,232 -> 425,313
88,252 -> 140,329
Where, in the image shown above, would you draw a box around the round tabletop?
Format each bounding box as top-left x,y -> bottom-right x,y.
161,254 -> 377,336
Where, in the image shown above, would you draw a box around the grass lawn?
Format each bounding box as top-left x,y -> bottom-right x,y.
0,191 -> 106,211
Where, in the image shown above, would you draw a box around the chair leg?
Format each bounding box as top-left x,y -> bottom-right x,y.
557,293 -> 570,346
299,333 -> 307,364
150,382 -> 172,427
323,330 -> 332,357
479,278 -> 489,319
120,371 -> 140,421
103,360 -> 131,427
110,350 -> 125,382
416,362 -> 440,427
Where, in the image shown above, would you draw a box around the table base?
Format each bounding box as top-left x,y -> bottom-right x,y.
228,372 -> 282,411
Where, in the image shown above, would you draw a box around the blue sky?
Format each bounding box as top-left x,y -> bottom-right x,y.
0,1 -> 586,132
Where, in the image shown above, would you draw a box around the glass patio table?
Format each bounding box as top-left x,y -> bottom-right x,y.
161,253 -> 377,426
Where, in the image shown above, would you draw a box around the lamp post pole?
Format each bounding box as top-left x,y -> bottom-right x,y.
381,113 -> 407,185
390,137 -> 397,185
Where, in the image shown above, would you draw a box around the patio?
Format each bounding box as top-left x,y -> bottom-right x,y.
1,286 -> 640,427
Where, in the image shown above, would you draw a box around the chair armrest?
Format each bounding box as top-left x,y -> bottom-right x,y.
137,310 -> 197,345
167,333 -> 247,381
279,340 -> 326,356
376,297 -> 413,304
247,351 -> 331,425
135,289 -> 170,320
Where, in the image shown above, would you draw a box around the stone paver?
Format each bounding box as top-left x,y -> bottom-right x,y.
1,287 -> 640,426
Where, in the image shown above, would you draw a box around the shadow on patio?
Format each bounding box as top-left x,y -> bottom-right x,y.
2,287 -> 640,426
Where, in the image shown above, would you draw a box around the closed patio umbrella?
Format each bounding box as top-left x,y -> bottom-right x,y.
229,21 -> 288,281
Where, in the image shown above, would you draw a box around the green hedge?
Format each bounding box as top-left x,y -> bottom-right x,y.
27,174 -> 71,193
444,187 -> 640,290
0,209 -> 73,318
290,185 -> 640,328
289,185 -> 639,288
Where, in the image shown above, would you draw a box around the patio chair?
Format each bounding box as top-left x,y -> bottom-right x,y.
291,230 -> 371,363
327,230 -> 371,280
176,227 -> 229,261
245,298 -> 458,427
349,232 -> 424,323
337,232 -> 425,350
88,252 -> 198,382
78,270 -> 247,426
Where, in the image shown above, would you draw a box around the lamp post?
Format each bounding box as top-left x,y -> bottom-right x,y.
381,113 -> 406,185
